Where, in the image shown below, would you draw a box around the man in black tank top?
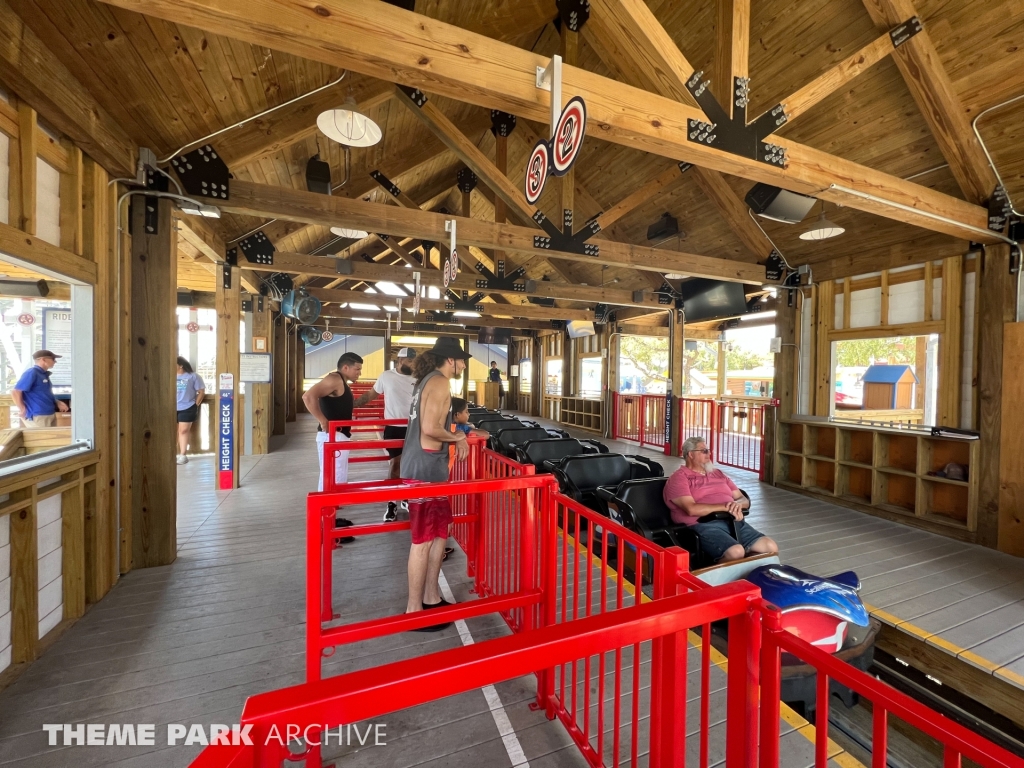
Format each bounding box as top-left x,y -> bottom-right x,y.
302,352 -> 363,492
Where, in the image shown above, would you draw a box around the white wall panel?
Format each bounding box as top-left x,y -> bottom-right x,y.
0,130 -> 9,225
933,276 -> 943,321
35,157 -> 60,246
849,287 -> 881,328
834,291 -> 844,330
888,281 -> 925,324
35,493 -> 62,640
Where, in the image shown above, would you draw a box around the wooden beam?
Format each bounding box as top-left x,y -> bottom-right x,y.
58,139 -> 83,255
251,303 -> 271,454
778,32 -> 896,125
174,215 -> 264,294
129,196 -> 176,568
810,234 -> 967,282
0,219 -> 98,284
97,0 -> 996,241
714,0 -> 749,120
594,163 -> 689,232
0,0 -> 135,176
307,287 -> 593,321
813,281 -> 834,415
861,0 -> 998,205
16,102 -> 35,235
828,320 -> 942,341
937,254 -> 961,427
203,181 -> 765,283
583,0 -> 774,261
272,315 -> 287,435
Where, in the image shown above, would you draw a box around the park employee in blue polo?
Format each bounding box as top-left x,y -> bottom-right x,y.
12,350 -> 69,428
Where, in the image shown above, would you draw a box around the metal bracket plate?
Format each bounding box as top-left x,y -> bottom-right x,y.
890,16 -> 923,48
370,170 -> 402,198
170,144 -> 230,200
238,231 -> 275,265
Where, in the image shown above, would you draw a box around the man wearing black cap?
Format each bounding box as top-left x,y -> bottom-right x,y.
12,350 -> 69,428
355,347 -> 419,521
401,337 -> 471,630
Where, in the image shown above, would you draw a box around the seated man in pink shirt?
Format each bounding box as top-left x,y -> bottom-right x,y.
663,436 -> 778,563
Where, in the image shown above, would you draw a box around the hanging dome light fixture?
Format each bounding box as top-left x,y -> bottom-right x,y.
330,226 -> 369,239
799,202 -> 845,240
317,96 -> 382,147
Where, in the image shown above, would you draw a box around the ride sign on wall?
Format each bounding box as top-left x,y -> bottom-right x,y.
218,373 -> 234,490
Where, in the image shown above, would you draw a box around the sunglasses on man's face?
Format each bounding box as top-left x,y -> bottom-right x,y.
690,448 -> 710,455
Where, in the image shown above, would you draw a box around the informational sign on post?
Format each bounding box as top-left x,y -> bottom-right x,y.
218,372 -> 234,490
42,307 -> 73,386
239,353 -> 271,383
664,379 -> 673,455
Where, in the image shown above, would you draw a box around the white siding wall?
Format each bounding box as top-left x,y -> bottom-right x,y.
0,514 -> 10,674
962,270 -> 977,430
834,292 -> 844,330
888,281 -> 926,324
35,157 -> 60,247
36,493 -> 62,639
0,130 -> 9,225
849,287 -> 881,328
798,293 -> 812,415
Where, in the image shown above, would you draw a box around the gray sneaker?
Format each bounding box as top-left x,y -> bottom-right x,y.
176,455 -> 188,465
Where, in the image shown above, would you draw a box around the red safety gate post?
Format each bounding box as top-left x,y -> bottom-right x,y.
649,546 -> 691,768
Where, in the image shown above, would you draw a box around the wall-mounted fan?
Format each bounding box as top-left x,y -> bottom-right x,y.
299,326 -> 323,346
282,287 -> 321,324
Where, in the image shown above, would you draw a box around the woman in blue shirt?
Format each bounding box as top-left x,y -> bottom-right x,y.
176,357 -> 205,465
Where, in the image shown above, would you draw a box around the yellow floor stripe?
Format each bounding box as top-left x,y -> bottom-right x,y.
561,531 -> 865,767
994,668 -> 1024,688
958,649 -> 1001,673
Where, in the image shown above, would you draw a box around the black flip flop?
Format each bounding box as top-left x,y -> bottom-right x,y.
334,517 -> 355,545
423,599 -> 454,609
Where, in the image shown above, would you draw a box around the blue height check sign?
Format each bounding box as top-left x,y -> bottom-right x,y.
218,373 -> 234,489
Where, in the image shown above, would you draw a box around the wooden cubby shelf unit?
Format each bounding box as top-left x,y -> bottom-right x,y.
559,397 -> 603,433
775,419 -> 980,536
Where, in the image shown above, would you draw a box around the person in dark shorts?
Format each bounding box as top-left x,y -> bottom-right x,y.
401,337 -> 471,631
663,436 -> 779,563
355,348 -> 418,521
174,357 -> 205,466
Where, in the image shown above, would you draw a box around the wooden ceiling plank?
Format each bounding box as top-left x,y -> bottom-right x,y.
595,163 -> 689,231
861,0 -> 999,205
811,233 -> 967,281
203,180 -> 765,283
777,32 -> 896,126
713,0 -> 749,120
0,0 -> 136,176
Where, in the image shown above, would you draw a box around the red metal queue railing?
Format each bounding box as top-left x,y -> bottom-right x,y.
194,419 -> 1023,768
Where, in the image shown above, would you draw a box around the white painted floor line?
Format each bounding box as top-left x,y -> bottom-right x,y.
437,569 -> 530,768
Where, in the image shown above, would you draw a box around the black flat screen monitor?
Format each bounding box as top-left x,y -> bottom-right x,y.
478,327 -> 513,344
679,279 -> 749,323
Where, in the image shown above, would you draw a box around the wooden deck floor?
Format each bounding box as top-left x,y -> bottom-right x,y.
0,413 -> 1019,767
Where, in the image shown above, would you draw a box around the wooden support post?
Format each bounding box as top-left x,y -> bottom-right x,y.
10,486 -> 37,663
295,333 -> 306,415
532,335 -> 543,417
272,315 -> 288,434
216,264 -> 241,488
813,281 -> 835,416
914,336 -> 927,410
938,255 -> 963,427
669,311 -> 684,455
82,158 -> 115,600
714,0 -> 750,120
879,270 -> 890,326
976,245 -> 1015,550
494,133 -> 507,269
17,103 -> 36,235
61,471 -> 86,620
775,295 -> 798,420
286,324 -> 297,422
251,300 -> 271,454
999,322 -> 1024,557
129,195 -> 176,568
717,341 -> 728,396
115,185 -> 132,574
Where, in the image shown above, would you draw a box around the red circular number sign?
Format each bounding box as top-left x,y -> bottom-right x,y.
524,139 -> 550,204
321,331 -> 334,342
186,321 -> 200,333
551,97 -> 586,176
17,313 -> 34,326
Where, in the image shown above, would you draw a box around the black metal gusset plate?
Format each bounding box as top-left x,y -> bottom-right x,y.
370,170 -> 402,198
238,231 -> 275,265
531,209 -> 601,256
475,260 -> 527,292
397,85 -> 427,107
428,311 -> 455,323
170,144 -> 229,199
444,289 -> 484,312
890,16 -> 923,47
989,185 -> 1012,232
